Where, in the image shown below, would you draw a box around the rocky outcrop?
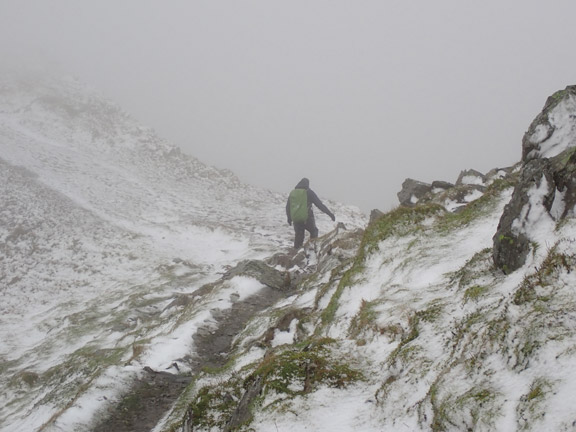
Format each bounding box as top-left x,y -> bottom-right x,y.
431,180 -> 455,191
522,85 -> 576,161
456,169 -> 486,187
492,159 -> 555,273
222,259 -> 291,291
369,209 -> 385,224
396,168 -> 512,213
397,178 -> 433,207
222,376 -> 264,432
493,86 -> 576,273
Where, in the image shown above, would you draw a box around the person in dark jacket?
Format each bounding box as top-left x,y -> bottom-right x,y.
286,178 -> 335,249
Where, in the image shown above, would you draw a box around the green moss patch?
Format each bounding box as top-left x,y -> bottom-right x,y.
362,204 -> 445,258
252,338 -> 364,397
464,285 -> 489,302
178,339 -> 364,431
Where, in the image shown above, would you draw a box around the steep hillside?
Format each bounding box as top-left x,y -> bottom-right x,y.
0,73 -> 365,432
153,87 -> 576,432
3,72 -> 576,432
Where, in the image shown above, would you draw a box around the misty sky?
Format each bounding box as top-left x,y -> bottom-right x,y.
1,1 -> 576,213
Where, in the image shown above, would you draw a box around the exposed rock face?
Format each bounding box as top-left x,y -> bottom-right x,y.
369,209 -> 385,224
223,376 -> 264,432
550,150 -> 576,217
397,178 -> 433,207
486,166 -> 514,181
522,85 -> 576,161
493,86 -> 576,273
493,159 -> 555,273
431,180 -> 455,191
222,259 -> 290,290
396,170 -> 498,213
456,169 -> 486,187
442,184 -> 487,212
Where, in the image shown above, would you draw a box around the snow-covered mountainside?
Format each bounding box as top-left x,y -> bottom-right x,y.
0,74 -> 365,432
3,73 -> 576,432
150,87 -> 576,432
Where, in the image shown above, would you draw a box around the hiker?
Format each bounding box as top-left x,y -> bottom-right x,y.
286,178 -> 335,249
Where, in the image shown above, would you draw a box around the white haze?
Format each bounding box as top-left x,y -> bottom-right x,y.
1,0 -> 576,212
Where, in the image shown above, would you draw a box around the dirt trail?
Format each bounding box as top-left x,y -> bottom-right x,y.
92,285 -> 287,432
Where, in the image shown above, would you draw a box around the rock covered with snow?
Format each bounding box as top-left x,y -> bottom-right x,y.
396,167 -> 513,213
494,86 -> 576,273
456,168 -> 486,186
431,179 -> 455,191
493,159 -> 553,273
396,178 -> 433,207
522,85 -> 576,161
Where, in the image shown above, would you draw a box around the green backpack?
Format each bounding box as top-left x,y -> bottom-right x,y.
289,189 -> 309,223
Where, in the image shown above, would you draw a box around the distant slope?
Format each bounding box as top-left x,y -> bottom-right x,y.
1,75 -> 276,241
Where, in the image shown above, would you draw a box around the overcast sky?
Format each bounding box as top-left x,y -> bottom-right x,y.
1,1 -> 576,213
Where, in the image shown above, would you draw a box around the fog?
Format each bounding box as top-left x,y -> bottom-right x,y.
2,1 -> 576,212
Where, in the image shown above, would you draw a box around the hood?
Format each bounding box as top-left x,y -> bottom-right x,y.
295,178 -> 310,189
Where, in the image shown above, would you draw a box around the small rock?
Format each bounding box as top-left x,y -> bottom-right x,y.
456,169 -> 486,186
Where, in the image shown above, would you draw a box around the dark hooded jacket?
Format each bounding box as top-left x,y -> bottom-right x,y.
286,178 -> 334,224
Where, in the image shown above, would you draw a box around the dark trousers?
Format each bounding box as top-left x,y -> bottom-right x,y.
293,213 -> 318,249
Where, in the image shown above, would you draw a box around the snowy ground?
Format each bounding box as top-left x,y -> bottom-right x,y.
4,73 -> 576,432
173,90 -> 576,431
181,180 -> 576,432
0,74 -> 366,432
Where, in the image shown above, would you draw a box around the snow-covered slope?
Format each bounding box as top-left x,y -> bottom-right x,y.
0,74 -> 366,432
252,190 -> 576,432
151,87 -> 576,432
5,73 -> 576,432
